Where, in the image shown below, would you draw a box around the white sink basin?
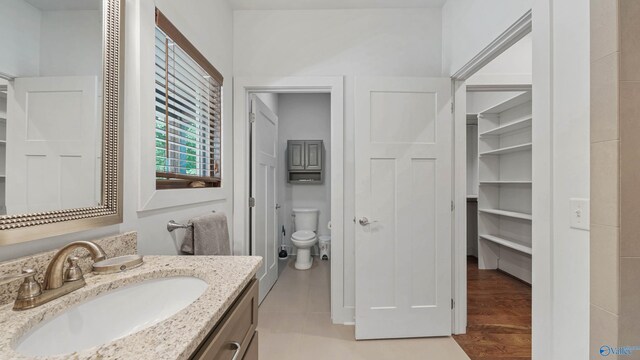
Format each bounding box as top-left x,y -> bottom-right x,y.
14,276 -> 208,357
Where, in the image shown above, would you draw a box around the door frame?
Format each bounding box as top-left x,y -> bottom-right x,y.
450,10 -> 533,335
233,76 -> 347,322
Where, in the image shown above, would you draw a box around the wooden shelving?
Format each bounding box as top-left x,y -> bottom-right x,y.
479,234 -> 532,255
477,92 -> 532,115
480,143 -> 532,156
479,180 -> 531,185
477,90 -> 533,283
478,208 -> 532,220
480,116 -> 532,137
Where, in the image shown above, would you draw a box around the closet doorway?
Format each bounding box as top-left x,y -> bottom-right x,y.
451,16 -> 534,360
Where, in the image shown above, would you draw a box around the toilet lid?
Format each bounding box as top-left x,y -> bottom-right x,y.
292,230 -> 315,241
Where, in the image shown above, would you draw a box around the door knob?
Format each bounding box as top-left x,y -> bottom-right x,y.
359,217 -> 378,226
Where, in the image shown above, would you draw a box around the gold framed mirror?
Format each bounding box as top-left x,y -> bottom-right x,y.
0,0 -> 123,245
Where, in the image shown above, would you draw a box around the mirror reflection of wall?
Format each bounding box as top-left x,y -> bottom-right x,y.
0,0 -> 103,214
0,82 -> 7,215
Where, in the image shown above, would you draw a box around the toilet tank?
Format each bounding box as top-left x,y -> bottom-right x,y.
292,208 -> 319,232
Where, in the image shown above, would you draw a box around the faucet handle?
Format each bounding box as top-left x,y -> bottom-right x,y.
0,269 -> 37,286
0,269 -> 42,301
64,256 -> 83,282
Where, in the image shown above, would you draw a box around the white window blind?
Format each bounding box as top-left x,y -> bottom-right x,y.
154,24 -> 222,189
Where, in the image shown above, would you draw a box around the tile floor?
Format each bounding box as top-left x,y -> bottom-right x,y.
258,257 -> 471,360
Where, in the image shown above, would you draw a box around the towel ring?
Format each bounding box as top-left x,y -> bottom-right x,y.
167,211 -> 215,233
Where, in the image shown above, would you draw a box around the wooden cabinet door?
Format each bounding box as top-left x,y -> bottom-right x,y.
242,332 -> 258,360
305,141 -> 323,171
191,280 -> 258,360
287,141 -> 305,171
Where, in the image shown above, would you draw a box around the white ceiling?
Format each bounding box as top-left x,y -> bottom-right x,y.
229,0 -> 447,10
23,0 -> 101,11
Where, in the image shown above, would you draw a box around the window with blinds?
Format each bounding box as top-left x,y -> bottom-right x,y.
154,9 -> 223,189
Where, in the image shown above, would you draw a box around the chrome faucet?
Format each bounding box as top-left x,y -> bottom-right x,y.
0,241 -> 107,311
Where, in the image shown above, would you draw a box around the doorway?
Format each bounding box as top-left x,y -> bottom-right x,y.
250,92 -> 332,303
232,76 -> 345,322
451,19 -> 534,360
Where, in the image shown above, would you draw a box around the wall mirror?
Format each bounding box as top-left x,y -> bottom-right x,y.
0,0 -> 123,245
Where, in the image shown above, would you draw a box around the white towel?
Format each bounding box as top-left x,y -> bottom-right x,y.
180,212 -> 231,255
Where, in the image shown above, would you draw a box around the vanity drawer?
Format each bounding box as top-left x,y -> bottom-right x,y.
191,278 -> 258,360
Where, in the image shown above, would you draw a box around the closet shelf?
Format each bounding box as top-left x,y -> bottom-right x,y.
480,116 -> 532,137
479,234 -> 532,255
480,143 -> 532,156
478,92 -> 532,115
479,180 -> 532,185
479,208 -> 532,220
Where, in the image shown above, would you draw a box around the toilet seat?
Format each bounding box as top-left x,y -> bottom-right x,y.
291,230 -> 315,241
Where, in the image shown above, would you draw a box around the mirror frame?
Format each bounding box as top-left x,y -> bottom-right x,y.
0,0 -> 124,246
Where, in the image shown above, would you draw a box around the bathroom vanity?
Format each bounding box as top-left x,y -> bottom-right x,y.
0,236 -> 262,360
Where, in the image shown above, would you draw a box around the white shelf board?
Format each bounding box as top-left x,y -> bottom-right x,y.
478,92 -> 532,115
479,208 -> 532,220
480,116 -> 532,137
480,143 -> 532,156
479,234 -> 532,255
479,180 -> 532,185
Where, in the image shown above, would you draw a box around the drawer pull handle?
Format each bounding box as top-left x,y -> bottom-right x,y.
230,341 -> 242,360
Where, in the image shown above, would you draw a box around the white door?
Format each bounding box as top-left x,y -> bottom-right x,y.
355,77 -> 452,339
250,96 -> 279,303
5,76 -> 99,214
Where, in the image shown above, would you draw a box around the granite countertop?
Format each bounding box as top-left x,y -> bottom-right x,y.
0,255 -> 262,360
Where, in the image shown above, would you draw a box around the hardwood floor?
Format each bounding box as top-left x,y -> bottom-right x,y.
453,256 -> 532,360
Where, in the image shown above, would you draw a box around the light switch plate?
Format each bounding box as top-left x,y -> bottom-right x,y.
570,198 -> 590,231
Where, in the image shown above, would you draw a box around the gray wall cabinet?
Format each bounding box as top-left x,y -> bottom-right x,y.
287,140 -> 324,184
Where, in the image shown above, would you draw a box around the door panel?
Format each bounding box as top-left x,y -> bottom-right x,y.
305,141 -> 323,170
5,76 -> 99,214
251,96 -> 279,303
355,77 -> 452,339
287,140 -> 305,170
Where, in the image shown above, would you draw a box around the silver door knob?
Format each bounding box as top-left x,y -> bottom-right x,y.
359,217 -> 378,226
276,204 -> 281,210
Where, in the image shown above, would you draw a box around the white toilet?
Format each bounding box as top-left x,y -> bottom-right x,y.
291,208 -> 319,270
